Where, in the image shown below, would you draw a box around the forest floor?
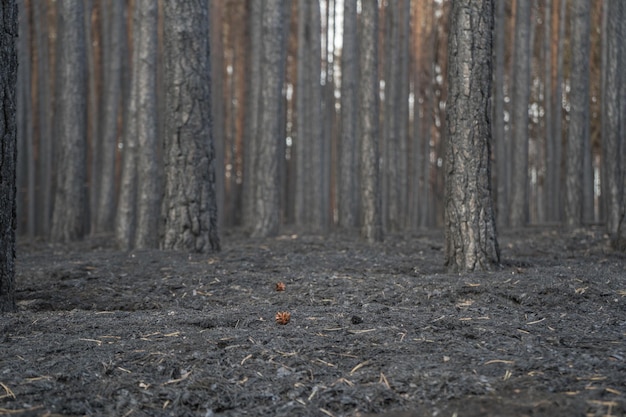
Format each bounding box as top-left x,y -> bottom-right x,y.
2,227 -> 625,417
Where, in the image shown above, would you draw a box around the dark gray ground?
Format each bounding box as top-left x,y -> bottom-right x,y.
2,227 -> 625,416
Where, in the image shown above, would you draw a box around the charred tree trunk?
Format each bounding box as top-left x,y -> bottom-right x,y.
161,0 -> 220,252
0,0 -> 18,312
445,0 -> 500,272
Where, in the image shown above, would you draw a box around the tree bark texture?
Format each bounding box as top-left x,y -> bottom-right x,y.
565,0 -> 591,228
251,0 -> 287,238
0,0 -> 18,312
509,0 -> 531,228
445,0 -> 500,272
358,0 -> 383,243
162,0 -> 220,252
51,0 -> 88,242
338,0 -> 358,231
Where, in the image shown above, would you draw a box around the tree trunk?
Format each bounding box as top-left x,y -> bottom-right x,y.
445,0 -> 500,272
242,0 -> 262,231
17,0 -> 35,237
509,0 -> 532,228
294,0 -> 324,232
161,0 -> 220,252
51,0 -> 88,242
211,0 -> 225,230
34,0 -> 53,236
338,0 -> 358,231
564,0 -> 590,228
552,0 -> 566,222
493,0 -> 508,228
359,0 -> 383,243
602,0 -> 625,249
0,0 -> 18,312
94,0 -> 124,233
251,0 -> 287,238
543,0 -> 555,222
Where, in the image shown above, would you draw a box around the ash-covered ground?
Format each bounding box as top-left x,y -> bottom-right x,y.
2,227 -> 625,416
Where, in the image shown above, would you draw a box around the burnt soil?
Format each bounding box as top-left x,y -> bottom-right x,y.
2,227 -> 625,417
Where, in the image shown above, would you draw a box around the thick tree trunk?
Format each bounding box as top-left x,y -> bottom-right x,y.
51,0 -> 88,242
359,0 -> 383,243
0,0 -> 18,312
445,0 -> 500,272
161,0 -> 220,252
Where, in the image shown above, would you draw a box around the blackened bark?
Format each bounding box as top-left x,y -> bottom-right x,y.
51,0 -> 88,242
162,0 -> 220,252
0,0 -> 18,312
445,0 -> 500,272
359,0 -> 383,243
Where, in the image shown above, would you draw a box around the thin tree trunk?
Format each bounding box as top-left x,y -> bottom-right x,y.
94,0 -> 124,233
51,0 -> 88,242
359,0 -> 383,243
251,0 -> 287,238
242,0 -> 262,231
211,1 -> 225,230
34,0 -> 53,236
602,0 -> 624,248
338,0 -> 358,231
509,0 -> 532,228
493,0 -> 507,228
565,0 -> 591,228
17,0 -> 35,236
133,0 -> 160,249
552,0 -> 565,222
543,0 -> 555,222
